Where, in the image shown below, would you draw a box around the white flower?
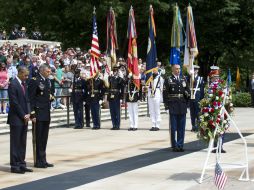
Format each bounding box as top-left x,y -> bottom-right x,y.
215,96 -> 219,100
223,120 -> 227,124
209,94 -> 213,98
204,113 -> 209,117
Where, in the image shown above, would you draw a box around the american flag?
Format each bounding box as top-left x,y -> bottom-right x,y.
90,7 -> 101,77
214,162 -> 228,190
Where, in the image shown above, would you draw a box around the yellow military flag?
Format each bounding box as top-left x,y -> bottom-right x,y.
236,66 -> 240,90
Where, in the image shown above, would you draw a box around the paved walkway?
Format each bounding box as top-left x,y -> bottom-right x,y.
0,108 -> 253,190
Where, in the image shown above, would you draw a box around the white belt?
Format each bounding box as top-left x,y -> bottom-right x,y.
190,88 -> 200,91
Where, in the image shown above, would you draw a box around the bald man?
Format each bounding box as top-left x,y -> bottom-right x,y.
163,64 -> 190,152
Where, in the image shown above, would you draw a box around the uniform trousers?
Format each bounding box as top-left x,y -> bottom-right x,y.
109,99 -> 121,128
189,100 -> 200,130
148,97 -> 161,128
170,114 -> 186,148
10,124 -> 28,170
35,121 -> 50,165
73,100 -> 84,128
90,101 -> 100,128
127,102 -> 138,129
84,103 -> 91,126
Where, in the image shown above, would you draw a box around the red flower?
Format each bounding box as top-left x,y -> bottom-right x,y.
213,101 -> 217,106
218,90 -> 223,97
210,108 -> 214,113
218,102 -> 221,107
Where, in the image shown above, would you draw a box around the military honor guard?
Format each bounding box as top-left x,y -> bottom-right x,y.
126,74 -> 142,131
148,69 -> 164,131
81,63 -> 92,128
8,66 -> 33,174
28,64 -> 54,168
189,65 -> 204,132
85,72 -> 106,129
163,64 -> 190,152
72,69 -> 85,129
108,65 -> 125,130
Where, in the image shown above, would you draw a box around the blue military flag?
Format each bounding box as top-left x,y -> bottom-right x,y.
169,4 -> 184,65
145,5 -> 157,85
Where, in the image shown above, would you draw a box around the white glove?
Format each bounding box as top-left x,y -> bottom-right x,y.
118,70 -> 124,78
189,68 -> 194,75
128,73 -> 132,78
166,110 -> 169,114
99,100 -> 103,105
110,71 -> 113,76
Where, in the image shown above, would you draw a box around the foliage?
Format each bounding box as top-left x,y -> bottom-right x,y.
232,92 -> 252,107
0,0 -> 253,80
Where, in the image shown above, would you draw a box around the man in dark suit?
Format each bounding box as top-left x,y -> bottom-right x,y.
28,64 -> 54,168
8,66 -> 33,174
163,64 -> 190,152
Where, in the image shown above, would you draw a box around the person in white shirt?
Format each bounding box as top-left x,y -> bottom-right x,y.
148,68 -> 164,131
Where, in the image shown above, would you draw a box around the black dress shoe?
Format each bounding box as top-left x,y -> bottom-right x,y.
154,127 -> 160,131
128,128 -> 133,131
172,147 -> 179,152
86,125 -> 91,128
178,148 -> 185,152
132,128 -> 137,131
74,126 -> 82,129
21,167 -> 33,172
11,168 -> 25,174
221,149 -> 226,153
110,127 -> 116,130
115,127 -> 120,130
34,164 -> 47,168
149,127 -> 155,131
45,163 -> 54,167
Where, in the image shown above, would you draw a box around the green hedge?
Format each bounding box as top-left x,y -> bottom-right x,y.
232,92 -> 252,107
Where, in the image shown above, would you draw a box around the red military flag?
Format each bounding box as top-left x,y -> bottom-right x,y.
127,6 -> 140,90
106,7 -> 118,68
90,7 -> 101,77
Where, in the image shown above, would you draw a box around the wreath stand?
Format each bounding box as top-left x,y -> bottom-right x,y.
199,103 -> 249,183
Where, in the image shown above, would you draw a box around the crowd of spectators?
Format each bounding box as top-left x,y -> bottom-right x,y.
0,25 -> 42,40
0,40 -> 165,114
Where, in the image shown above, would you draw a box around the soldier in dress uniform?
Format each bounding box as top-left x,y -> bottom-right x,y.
148,68 -> 164,131
126,73 -> 142,131
189,65 -> 204,132
85,72 -> 106,129
72,69 -> 85,129
81,63 -> 91,128
28,64 -> 54,168
108,65 -> 125,130
163,64 -> 190,152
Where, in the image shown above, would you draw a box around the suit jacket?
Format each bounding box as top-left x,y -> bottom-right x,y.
28,74 -> 52,121
7,78 -> 30,126
163,75 -> 190,115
